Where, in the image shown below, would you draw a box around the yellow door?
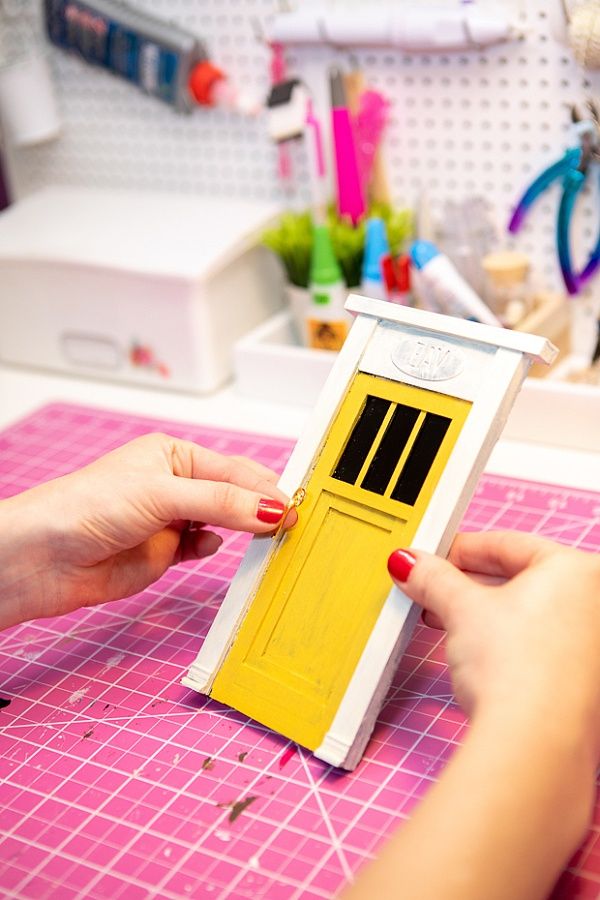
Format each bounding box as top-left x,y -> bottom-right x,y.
211,373 -> 471,749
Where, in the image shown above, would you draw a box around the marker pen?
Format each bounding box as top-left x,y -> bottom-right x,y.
410,241 -> 501,327
361,217 -> 389,300
330,67 -> 366,225
305,99 -> 328,222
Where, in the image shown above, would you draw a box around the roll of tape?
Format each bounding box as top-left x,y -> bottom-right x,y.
569,2 -> 600,69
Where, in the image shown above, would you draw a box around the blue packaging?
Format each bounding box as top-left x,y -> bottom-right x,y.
45,0 -> 208,111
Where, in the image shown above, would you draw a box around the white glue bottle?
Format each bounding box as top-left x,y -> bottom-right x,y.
410,241 -> 501,327
307,225 -> 350,351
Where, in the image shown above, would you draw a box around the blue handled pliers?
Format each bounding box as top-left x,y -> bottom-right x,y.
508,104 -> 600,295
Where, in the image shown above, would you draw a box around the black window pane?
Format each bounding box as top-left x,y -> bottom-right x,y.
391,413 -> 451,505
332,395 -> 391,484
361,404 -> 420,495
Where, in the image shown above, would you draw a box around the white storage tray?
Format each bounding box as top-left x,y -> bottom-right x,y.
234,311 -> 600,454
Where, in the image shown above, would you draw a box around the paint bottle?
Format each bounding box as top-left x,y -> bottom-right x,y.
410,240 -> 501,327
396,255 -> 412,305
44,0 -> 250,113
307,225 -> 350,351
360,217 -> 389,301
382,254 -> 412,305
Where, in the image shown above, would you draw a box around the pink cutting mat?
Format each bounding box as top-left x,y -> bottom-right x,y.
0,403 -> 599,900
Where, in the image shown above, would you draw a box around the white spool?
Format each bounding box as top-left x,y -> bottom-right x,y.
568,2 -> 600,69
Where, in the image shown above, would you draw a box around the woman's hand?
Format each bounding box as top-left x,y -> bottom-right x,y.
0,433 -> 295,628
345,533 -> 600,900
389,531 -> 600,753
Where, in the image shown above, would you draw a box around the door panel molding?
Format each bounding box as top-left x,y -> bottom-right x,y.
210,374 -> 471,750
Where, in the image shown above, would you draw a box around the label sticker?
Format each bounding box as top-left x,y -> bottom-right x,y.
307,319 -> 348,351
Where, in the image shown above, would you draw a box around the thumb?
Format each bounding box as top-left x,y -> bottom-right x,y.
388,548 -> 476,630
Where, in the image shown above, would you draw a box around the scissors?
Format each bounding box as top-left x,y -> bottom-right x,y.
508,102 -> 600,295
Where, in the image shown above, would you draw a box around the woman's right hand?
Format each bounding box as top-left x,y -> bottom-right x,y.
346,532 -> 600,900
388,531 -> 600,756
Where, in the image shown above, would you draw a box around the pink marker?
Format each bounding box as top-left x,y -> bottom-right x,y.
305,99 -> 328,219
330,67 -> 366,225
269,42 -> 293,185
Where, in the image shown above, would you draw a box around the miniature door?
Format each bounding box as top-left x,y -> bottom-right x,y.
183,297 -> 556,769
210,373 -> 470,749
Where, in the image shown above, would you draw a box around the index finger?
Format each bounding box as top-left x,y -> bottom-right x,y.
168,440 -> 289,505
388,548 -> 477,629
228,454 -> 281,484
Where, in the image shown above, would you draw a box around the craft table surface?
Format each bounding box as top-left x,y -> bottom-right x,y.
0,386 -> 598,899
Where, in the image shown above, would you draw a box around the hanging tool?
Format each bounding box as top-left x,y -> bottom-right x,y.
508,101 -> 600,295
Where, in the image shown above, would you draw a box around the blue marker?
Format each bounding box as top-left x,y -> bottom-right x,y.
360,217 -> 390,301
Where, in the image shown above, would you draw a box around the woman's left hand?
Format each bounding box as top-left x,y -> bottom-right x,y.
0,433 -> 294,628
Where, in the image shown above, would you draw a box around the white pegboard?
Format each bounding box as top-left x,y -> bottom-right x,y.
1,0 -> 600,321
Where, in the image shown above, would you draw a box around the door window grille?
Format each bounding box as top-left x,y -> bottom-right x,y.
332,395 -> 451,506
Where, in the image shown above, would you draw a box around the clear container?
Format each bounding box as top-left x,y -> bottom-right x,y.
482,251 -> 531,327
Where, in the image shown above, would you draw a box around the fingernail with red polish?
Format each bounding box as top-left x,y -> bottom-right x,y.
257,498 -> 286,524
388,549 -> 417,582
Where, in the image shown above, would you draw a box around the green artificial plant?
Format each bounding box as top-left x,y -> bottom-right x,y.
262,205 -> 413,290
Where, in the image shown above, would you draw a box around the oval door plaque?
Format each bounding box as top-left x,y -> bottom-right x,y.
392,337 -> 465,382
